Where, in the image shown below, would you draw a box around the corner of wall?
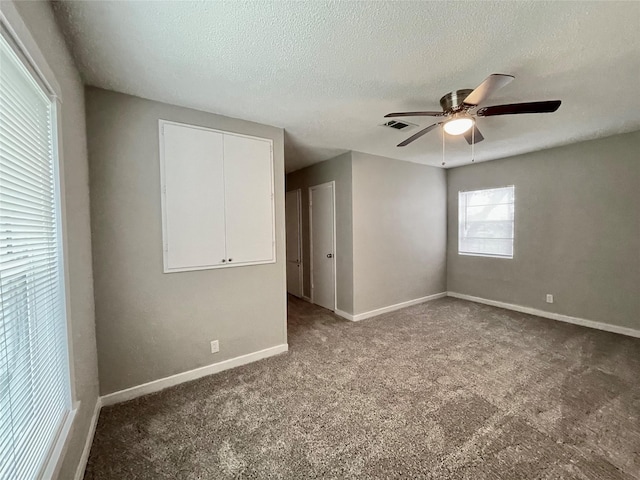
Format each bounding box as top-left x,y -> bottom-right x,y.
444,166 -> 450,293
350,152 -> 448,314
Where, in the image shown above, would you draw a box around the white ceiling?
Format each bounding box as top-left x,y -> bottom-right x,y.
53,1 -> 640,172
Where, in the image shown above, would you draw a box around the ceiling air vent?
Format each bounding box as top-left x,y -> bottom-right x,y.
381,120 -> 417,131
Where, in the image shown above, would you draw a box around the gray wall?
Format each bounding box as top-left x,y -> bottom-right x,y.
286,152 -> 354,313
352,152 -> 447,315
7,1 -> 100,479
447,130 -> 640,330
86,88 -> 287,395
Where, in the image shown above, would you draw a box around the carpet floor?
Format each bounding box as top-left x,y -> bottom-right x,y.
85,297 -> 640,479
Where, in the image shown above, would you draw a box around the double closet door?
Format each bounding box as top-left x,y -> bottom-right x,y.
160,121 -> 275,273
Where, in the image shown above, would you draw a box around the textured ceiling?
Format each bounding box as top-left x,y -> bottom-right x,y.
53,1 -> 640,171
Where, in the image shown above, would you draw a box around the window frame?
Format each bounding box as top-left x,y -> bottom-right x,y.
457,185 -> 515,259
1,5 -> 78,479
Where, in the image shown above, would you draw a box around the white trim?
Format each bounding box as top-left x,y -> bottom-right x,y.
101,344 -> 289,407
0,3 -> 62,98
73,398 -> 102,480
345,292 -> 448,322
334,309 -> 355,321
458,252 -> 513,259
447,292 -> 640,339
331,183 -> 336,311
308,181 -> 337,310
302,295 -> 312,303
39,405 -> 77,480
308,187 -> 313,304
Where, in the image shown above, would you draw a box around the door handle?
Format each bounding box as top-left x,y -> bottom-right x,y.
326,253 -> 333,258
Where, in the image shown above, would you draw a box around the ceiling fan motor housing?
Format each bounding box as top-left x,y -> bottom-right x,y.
385,74 -> 561,148
440,89 -> 473,113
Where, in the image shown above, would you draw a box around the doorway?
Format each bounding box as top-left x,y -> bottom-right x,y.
309,182 -> 336,311
285,189 -> 303,297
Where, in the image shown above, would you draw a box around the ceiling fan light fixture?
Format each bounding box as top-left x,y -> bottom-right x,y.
443,114 -> 474,135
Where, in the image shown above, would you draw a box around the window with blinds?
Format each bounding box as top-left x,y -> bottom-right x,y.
458,186 -> 515,258
0,30 -> 71,480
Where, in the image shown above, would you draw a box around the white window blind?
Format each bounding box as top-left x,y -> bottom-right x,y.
0,31 -> 71,480
458,186 -> 515,258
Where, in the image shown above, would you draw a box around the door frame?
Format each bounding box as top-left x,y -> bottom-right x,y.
286,188 -> 304,297
308,181 -> 337,311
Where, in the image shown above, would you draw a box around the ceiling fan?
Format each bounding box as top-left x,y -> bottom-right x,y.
385,74 -> 561,147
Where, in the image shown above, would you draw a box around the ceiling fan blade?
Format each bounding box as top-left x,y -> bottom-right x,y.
463,125 -> 484,144
477,100 -> 561,117
397,123 -> 441,147
463,74 -> 515,106
385,111 -> 444,118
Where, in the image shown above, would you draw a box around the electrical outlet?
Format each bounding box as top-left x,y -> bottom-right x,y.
546,294 -> 554,304
210,340 -> 219,354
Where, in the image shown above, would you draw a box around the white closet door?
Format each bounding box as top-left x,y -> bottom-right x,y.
310,182 -> 335,310
286,189 -> 303,297
223,134 -> 274,265
162,123 -> 226,271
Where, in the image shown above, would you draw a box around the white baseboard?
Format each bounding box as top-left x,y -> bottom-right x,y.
302,295 -> 312,303
447,292 -> 640,339
101,344 -> 289,407
334,309 -> 354,321
74,397 -> 102,480
74,344 -> 288,476
342,292 -> 448,322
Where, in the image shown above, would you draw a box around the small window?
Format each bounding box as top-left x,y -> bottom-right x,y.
458,186 -> 515,258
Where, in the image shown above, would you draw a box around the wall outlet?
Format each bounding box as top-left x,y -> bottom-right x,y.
210,340 -> 219,354
546,294 -> 554,304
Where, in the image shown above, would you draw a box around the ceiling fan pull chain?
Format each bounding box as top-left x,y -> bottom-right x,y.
442,126 -> 445,166
472,125 -> 475,163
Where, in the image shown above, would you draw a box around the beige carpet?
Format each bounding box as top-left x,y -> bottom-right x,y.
85,296 -> 640,479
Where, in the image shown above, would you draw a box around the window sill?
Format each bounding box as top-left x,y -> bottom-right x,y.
458,252 -> 513,259
39,402 -> 79,480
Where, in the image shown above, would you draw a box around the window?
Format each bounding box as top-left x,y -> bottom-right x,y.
458,186 -> 515,258
0,30 -> 71,480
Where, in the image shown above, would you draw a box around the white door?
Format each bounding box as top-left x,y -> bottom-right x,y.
223,134 -> 274,265
286,190 -> 303,297
162,123 -> 226,270
310,182 -> 335,310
